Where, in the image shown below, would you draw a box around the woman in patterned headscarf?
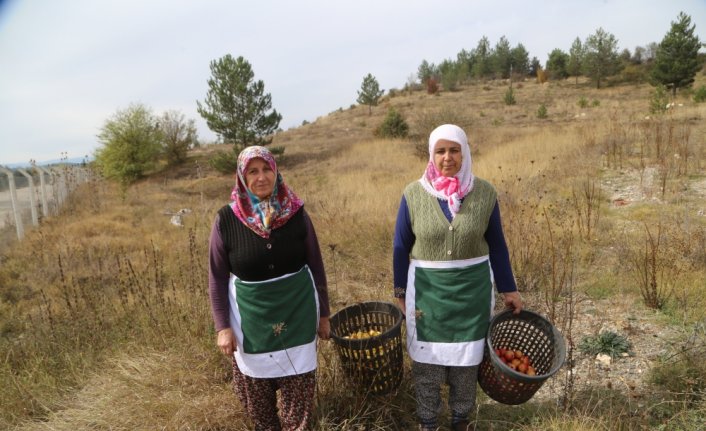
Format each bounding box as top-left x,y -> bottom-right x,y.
392,125 -> 522,431
208,145 -> 330,431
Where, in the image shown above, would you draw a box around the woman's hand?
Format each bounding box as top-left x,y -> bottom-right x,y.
217,328 -> 237,356
318,316 -> 331,340
396,297 -> 406,316
501,291 -> 523,315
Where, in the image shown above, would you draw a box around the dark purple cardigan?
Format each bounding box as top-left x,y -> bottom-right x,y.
208,209 -> 330,332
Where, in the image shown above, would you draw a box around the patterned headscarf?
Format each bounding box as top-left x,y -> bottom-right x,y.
419,124 -> 475,219
230,146 -> 303,238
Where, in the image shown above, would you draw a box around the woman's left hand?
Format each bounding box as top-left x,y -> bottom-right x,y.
318,316 -> 331,340
501,291 -> 523,315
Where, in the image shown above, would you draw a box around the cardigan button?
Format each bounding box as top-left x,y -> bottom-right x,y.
449,225 -> 454,231
268,264 -> 274,270
266,243 -> 272,249
447,250 -> 452,255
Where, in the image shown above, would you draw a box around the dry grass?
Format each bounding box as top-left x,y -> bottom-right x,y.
2,74 -> 706,430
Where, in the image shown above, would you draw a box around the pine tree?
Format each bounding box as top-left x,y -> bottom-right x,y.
651,12 -> 702,96
357,73 -> 384,115
568,37 -> 584,85
583,28 -> 622,89
197,55 -> 281,151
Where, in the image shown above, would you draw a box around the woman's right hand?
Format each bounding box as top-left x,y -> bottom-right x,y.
217,328 -> 237,356
396,297 -> 406,316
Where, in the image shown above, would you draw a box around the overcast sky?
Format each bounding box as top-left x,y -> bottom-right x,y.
1,0 -> 705,165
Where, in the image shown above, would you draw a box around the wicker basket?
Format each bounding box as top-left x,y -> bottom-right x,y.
478,309 -> 566,405
329,301 -> 404,395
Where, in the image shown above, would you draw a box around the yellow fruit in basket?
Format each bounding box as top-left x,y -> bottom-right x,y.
344,329 -> 382,339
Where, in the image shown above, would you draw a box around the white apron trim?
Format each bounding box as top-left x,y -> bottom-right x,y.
229,267 -> 320,378
405,256 -> 495,366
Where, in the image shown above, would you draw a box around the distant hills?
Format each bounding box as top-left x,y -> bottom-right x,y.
2,156 -> 92,169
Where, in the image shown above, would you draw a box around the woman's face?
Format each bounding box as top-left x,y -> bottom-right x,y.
433,139 -> 462,177
244,158 -> 276,200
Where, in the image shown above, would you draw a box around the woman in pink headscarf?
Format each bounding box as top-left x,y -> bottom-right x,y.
208,145 -> 330,431
392,125 -> 522,431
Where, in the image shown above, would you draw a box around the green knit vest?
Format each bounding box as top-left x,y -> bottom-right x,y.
404,178 -> 497,261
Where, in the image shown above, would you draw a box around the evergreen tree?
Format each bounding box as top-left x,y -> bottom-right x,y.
375,107 -> 409,138
197,54 -> 281,151
510,43 -> 530,77
456,49 -> 475,82
568,37 -> 584,85
472,36 -> 492,79
546,48 -> 570,80
492,36 -> 513,79
357,73 -> 385,115
583,28 -> 622,89
651,12 -> 702,96
439,59 -> 459,91
529,57 -> 542,77
417,60 -> 438,84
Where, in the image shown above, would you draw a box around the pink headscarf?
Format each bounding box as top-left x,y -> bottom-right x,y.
230,146 -> 303,238
419,124 -> 475,218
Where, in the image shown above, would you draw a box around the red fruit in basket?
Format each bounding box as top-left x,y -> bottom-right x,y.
511,358 -> 521,368
527,366 -> 536,376
504,350 -> 515,361
521,355 -> 530,366
517,363 -> 528,373
514,350 -> 524,359
494,348 -> 502,357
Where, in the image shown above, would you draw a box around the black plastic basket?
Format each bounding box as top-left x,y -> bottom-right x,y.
329,301 -> 404,395
478,309 -> 566,405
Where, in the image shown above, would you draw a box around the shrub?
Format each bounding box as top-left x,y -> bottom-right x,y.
536,104 -> 548,119
209,149 -> 239,174
591,99 -> 601,107
578,331 -> 632,358
693,85 -> 706,103
578,97 -> 589,108
503,87 -> 516,105
426,78 -> 439,95
375,108 -> 409,138
536,68 -> 548,84
649,85 -> 670,114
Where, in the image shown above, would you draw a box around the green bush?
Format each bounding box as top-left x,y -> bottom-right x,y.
578,331 -> 632,358
693,85 -> 706,103
209,149 -> 239,174
649,85 -> 670,114
503,87 -> 516,105
578,96 -> 589,108
375,108 -> 409,138
536,104 -> 548,119
591,99 -> 601,107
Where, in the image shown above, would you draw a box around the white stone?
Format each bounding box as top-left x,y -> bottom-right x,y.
596,353 -> 612,366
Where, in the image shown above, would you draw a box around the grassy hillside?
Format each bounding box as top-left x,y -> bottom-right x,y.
1,75 -> 706,430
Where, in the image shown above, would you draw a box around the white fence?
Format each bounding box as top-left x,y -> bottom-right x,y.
0,165 -> 91,241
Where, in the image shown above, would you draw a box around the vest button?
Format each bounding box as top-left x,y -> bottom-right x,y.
268,264 -> 274,270
447,250 -> 452,255
266,243 -> 272,249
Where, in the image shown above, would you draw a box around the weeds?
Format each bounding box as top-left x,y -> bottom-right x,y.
578,331 -> 632,358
